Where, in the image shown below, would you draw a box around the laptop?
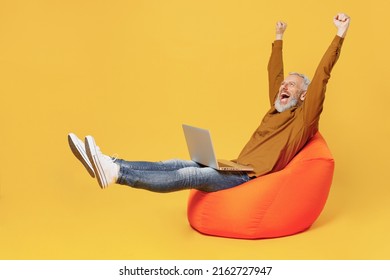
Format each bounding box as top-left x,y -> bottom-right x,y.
182,124 -> 254,172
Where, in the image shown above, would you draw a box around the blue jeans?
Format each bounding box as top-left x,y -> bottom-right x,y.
116,159 -> 251,192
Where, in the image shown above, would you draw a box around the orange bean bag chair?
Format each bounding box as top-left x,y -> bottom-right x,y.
187,132 -> 335,239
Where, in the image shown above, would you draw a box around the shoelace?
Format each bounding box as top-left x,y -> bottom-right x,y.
111,153 -> 118,162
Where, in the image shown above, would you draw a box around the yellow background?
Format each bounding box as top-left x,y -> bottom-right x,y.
1,0 -> 389,259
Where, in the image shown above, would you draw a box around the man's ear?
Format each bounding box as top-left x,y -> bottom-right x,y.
300,90 -> 307,101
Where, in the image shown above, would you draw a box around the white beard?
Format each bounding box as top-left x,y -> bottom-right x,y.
274,96 -> 299,113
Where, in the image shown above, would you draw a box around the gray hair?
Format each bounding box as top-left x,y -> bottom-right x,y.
289,72 -> 311,91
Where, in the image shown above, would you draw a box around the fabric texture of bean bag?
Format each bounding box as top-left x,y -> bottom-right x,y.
187,132 -> 335,239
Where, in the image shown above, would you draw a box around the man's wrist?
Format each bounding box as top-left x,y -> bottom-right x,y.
336,28 -> 348,38
275,34 -> 283,40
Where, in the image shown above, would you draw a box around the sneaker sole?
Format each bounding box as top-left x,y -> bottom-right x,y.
85,135 -> 108,189
68,133 -> 95,178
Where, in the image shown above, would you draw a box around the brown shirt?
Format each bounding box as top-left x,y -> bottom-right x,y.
236,35 -> 344,177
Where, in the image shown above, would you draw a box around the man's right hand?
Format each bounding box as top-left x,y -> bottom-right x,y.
334,13 -> 351,38
275,21 -> 287,40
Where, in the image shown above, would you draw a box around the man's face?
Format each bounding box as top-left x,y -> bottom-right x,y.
275,75 -> 306,112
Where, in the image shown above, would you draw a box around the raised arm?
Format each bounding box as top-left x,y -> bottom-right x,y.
268,21 -> 287,106
303,13 -> 350,126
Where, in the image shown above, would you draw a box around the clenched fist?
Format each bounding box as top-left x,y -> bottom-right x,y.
334,13 -> 351,38
275,21 -> 287,40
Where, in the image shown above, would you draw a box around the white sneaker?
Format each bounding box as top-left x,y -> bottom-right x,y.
68,133 -> 95,178
85,135 -> 119,189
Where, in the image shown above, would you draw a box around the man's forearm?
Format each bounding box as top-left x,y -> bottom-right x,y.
268,40 -> 284,105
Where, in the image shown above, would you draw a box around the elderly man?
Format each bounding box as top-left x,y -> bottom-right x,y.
69,13 -> 350,192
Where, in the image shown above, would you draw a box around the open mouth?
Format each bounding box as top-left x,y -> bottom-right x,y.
280,92 -> 290,100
